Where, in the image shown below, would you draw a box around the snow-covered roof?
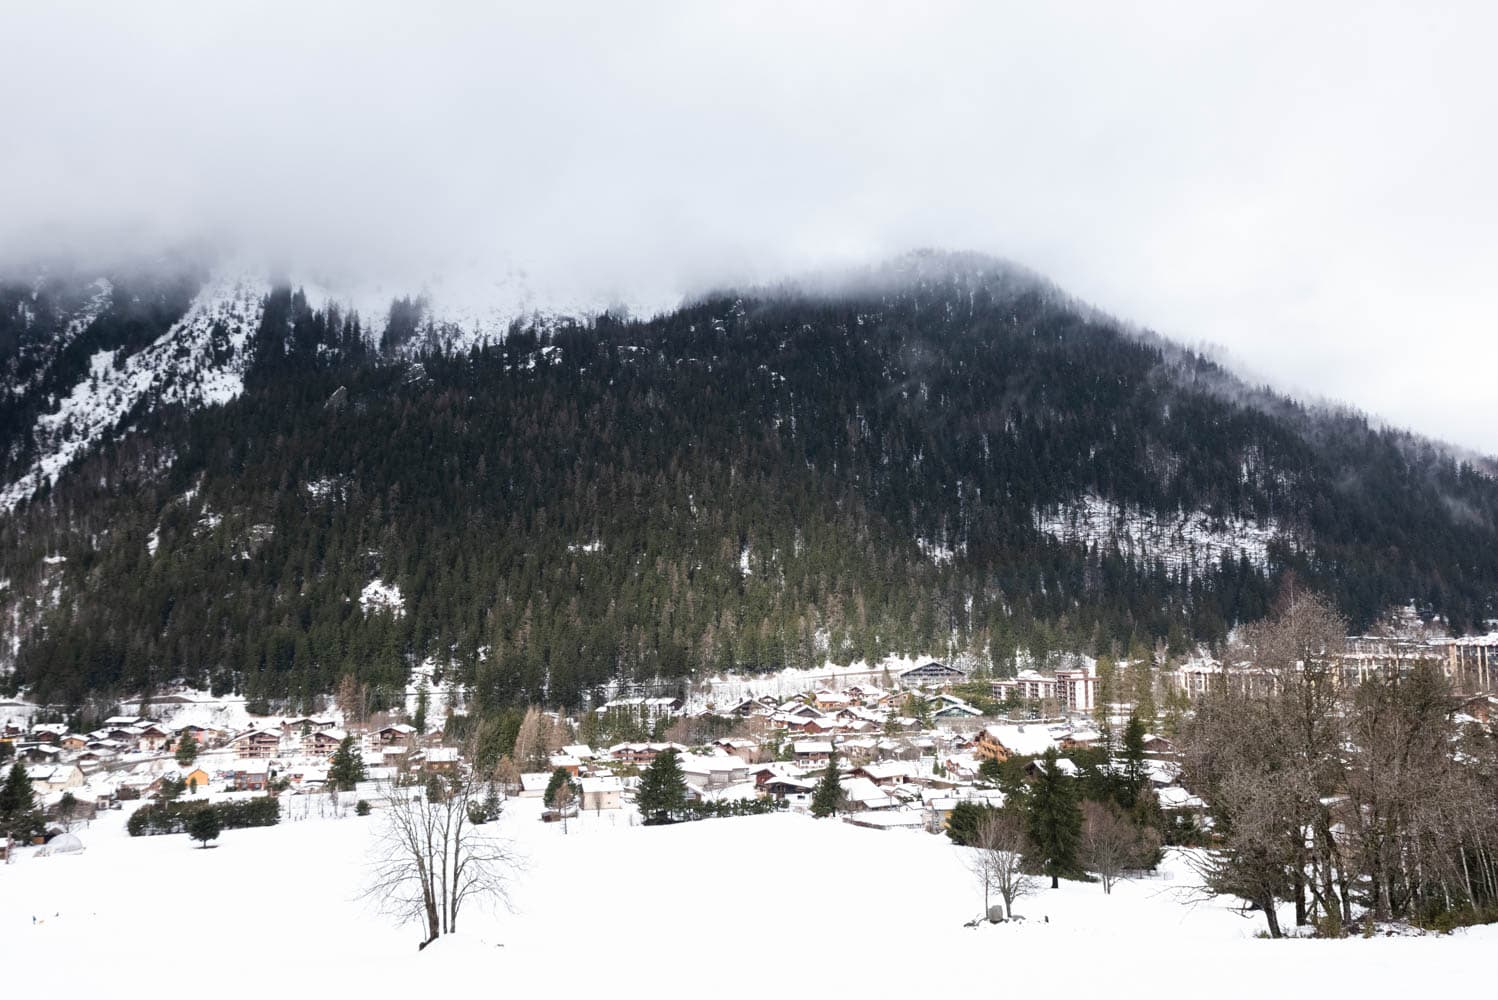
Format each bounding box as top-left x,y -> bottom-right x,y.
981,724 -> 1057,757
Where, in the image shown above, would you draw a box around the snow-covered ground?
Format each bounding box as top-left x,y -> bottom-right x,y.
3,795 -> 1487,997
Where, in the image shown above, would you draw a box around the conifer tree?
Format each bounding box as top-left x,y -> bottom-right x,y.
1027,747 -> 1083,888
544,767 -> 578,810
329,735 -> 366,791
636,748 -> 687,824
1,760 -> 36,819
187,806 -> 222,848
810,749 -> 845,818
1120,714 -> 1148,806
175,730 -> 199,767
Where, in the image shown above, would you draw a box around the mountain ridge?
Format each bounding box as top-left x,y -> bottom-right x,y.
1,250 -> 1495,712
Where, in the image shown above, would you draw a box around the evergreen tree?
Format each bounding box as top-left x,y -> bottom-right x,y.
1120,714 -> 1148,807
1027,747 -> 1083,888
945,800 -> 1000,846
636,748 -> 687,824
414,681 -> 430,734
544,767 -> 578,809
186,806 -> 222,848
810,750 -> 845,818
0,760 -> 36,819
328,735 -> 366,791
175,730 -> 199,767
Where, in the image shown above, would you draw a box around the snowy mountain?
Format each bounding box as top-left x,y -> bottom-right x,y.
0,262 -> 673,510
2,250 -> 1497,708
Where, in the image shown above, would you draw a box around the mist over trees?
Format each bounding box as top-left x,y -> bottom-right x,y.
3,262 -> 1498,713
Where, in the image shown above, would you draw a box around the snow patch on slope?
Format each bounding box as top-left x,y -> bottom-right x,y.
1,273 -> 266,509
1,277 -> 112,403
361,578 -> 405,616
1036,494 -> 1286,573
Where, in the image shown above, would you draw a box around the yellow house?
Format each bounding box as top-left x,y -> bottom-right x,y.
182,767 -> 212,793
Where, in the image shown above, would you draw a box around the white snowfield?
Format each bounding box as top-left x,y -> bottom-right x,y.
2,796 -> 1488,997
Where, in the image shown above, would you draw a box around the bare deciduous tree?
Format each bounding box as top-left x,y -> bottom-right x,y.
364,765 -> 522,949
966,809 -> 1036,920
1081,799 -> 1157,894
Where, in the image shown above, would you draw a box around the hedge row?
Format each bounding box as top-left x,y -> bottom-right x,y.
127,797 -> 280,837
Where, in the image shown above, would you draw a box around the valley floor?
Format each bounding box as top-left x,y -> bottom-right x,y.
2,796 -> 1490,997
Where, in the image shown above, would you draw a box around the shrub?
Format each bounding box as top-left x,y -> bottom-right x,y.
355,800 -> 371,816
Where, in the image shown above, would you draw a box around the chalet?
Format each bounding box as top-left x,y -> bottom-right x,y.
172,723 -> 219,749
228,729 -> 282,759
606,742 -> 685,764
898,660 -> 968,688
580,775 -> 623,811
518,772 -> 551,797
679,754 -> 750,791
60,734 -> 88,751
303,729 -> 346,758
30,723 -> 67,744
839,776 -> 896,810
29,763 -> 84,794
792,740 -> 834,765
762,775 -> 816,799
20,744 -> 61,764
102,715 -> 145,728
712,738 -> 760,762
137,723 -> 173,752
1059,728 -> 1102,751
423,747 -> 460,775
232,761 -> 270,792
779,702 -> 825,719
1025,756 -> 1079,780
813,690 -> 851,711
549,753 -> 583,777
844,684 -> 888,705
973,724 -> 1057,762
560,744 -> 597,762
103,726 -> 145,746
181,766 -> 212,792
597,696 -> 683,722
721,697 -> 763,717
281,715 -> 337,734
1142,733 -> 1177,754
853,760 -> 919,786
374,724 -> 418,747
929,695 -> 984,719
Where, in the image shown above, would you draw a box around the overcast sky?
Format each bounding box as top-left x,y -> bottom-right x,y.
4,2 -> 1496,454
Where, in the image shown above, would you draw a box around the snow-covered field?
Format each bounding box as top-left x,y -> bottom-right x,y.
3,796 -> 1489,997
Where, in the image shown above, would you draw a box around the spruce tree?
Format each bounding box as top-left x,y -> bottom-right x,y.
1120,714 -> 1147,807
1,760 -> 35,818
175,730 -> 199,767
187,806 -> 222,848
544,767 -> 578,809
810,750 -> 844,818
1027,747 -> 1083,888
328,735 -> 366,791
636,748 -> 687,824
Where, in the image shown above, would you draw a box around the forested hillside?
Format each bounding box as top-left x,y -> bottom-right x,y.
2,253 -> 1496,713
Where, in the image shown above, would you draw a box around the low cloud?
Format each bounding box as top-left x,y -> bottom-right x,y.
4,2 -> 1496,453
